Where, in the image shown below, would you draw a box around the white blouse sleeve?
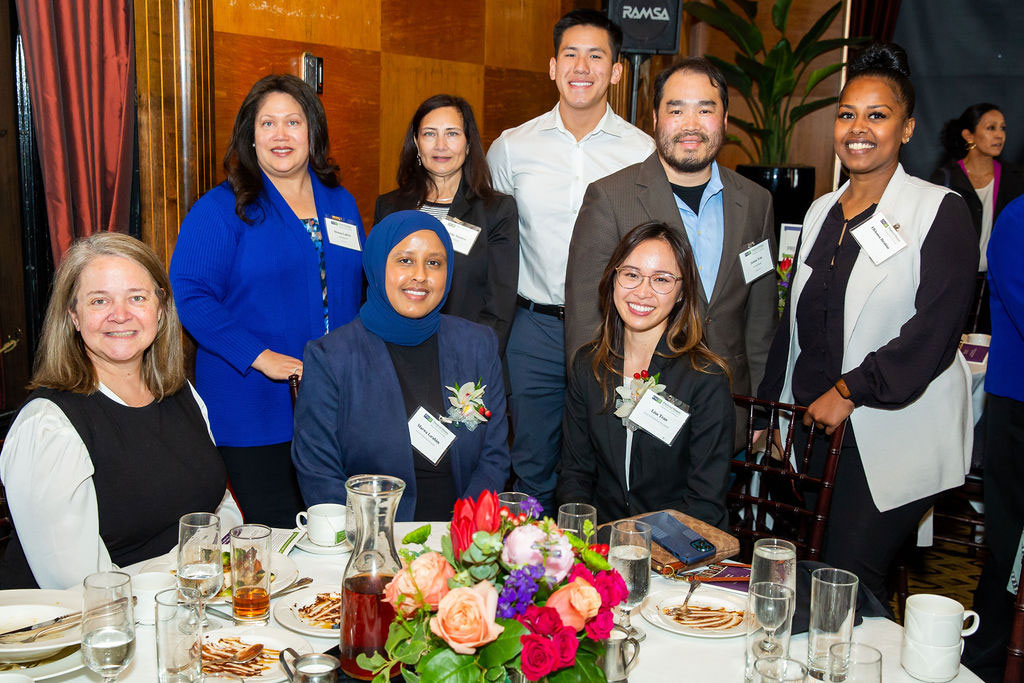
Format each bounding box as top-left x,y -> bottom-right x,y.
0,398 -> 113,589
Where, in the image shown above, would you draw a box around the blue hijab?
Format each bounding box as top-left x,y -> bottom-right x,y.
360,210 -> 454,346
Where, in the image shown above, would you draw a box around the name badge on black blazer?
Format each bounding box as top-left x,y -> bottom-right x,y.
628,391 -> 690,446
325,216 -> 362,251
441,217 -> 482,255
409,407 -> 456,465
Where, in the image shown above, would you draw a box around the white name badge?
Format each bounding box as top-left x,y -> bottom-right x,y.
408,407 -> 456,465
441,217 -> 482,256
324,216 -> 362,251
628,390 -> 690,446
850,212 -> 906,265
739,239 -> 774,284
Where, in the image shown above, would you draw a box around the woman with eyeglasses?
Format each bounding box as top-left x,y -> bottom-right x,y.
556,222 -> 734,527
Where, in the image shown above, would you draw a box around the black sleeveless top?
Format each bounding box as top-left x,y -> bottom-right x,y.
0,385 -> 227,588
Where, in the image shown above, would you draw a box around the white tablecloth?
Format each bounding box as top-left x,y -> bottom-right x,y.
47,523 -> 983,682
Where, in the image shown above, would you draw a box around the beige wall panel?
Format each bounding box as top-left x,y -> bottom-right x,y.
211,0 -> 380,52
484,0 -> 564,73
378,54 -> 484,199
212,32 -> 382,225
382,0 -> 484,64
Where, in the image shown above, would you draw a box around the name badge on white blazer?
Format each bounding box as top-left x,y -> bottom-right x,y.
739,239 -> 774,284
441,217 -> 482,255
408,407 -> 456,465
850,212 -> 906,265
324,216 -> 362,251
628,391 -> 690,446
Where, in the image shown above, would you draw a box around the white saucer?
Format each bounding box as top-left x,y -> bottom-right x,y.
294,535 -> 349,556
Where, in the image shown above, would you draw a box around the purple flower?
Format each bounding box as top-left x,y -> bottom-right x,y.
521,496 -> 543,519
496,564 -> 544,618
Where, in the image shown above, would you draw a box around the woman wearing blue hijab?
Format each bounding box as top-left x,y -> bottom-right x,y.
292,211 -> 511,521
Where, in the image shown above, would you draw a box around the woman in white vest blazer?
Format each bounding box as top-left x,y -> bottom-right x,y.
759,44 -> 978,605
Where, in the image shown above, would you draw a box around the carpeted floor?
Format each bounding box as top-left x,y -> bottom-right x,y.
890,538 -> 987,620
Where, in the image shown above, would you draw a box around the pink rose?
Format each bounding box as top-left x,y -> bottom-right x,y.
551,626 -> 579,668
542,532 -> 575,584
593,570 -> 629,609
520,634 -> 557,681
519,605 -> 562,636
409,552 -> 455,609
383,568 -> 420,616
584,608 -> 614,640
545,577 -> 601,631
502,525 -> 545,566
429,581 -> 504,655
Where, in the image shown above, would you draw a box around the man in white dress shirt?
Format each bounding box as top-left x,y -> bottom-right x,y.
487,8 -> 654,513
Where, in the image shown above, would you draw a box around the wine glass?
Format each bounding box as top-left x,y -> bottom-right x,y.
557,503 -> 597,542
608,519 -> 652,642
498,492 -> 529,516
177,512 -> 223,629
81,571 -> 135,683
750,582 -> 795,657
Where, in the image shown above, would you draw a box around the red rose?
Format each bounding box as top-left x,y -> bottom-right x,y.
551,626 -> 579,668
450,516 -> 474,560
519,605 -> 562,637
520,634 -> 557,681
593,570 -> 629,608
584,608 -> 614,640
567,563 -> 595,587
473,490 -> 501,534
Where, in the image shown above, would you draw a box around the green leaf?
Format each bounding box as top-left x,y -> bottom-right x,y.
386,619 -> 417,652
403,524 -> 432,545
789,97 -> 838,125
581,548 -> 611,572
798,37 -> 857,65
484,666 -> 505,681
793,2 -> 842,61
547,645 -> 605,683
478,618 -> 528,669
730,0 -> 758,20
705,54 -> 753,100
805,62 -> 844,96
764,39 -> 796,105
417,649 -> 481,683
683,2 -> 763,57
441,534 -> 458,567
356,652 -> 388,670
396,639 -> 429,665
401,669 -> 421,683
734,53 -> 771,89
771,0 -> 793,33
468,563 -> 496,581
374,672 -> 390,683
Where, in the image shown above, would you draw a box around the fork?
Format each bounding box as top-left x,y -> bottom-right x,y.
678,576 -> 702,617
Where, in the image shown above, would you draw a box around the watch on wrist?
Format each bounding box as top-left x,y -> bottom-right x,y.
835,378 -> 852,400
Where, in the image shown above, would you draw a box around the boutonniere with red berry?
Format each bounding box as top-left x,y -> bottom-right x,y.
441,379 -> 491,431
613,369 -> 666,429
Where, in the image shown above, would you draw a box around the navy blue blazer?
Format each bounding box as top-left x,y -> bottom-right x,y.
291,315 -> 511,521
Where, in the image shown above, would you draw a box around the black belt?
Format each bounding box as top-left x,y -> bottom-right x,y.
517,295 -> 565,320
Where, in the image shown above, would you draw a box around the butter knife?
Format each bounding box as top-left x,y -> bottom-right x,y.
0,611 -> 80,640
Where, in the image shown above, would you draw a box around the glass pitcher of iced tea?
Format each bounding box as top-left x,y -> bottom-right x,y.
338,474 -> 405,680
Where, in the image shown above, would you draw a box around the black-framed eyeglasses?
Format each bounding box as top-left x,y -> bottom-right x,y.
614,266 -> 682,295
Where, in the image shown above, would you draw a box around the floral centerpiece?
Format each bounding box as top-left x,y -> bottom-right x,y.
356,491 -> 627,682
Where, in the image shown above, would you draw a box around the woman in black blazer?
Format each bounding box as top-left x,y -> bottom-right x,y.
375,94 -> 518,354
556,222 -> 735,527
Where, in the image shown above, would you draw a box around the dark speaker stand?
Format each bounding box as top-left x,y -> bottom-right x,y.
625,53 -> 651,126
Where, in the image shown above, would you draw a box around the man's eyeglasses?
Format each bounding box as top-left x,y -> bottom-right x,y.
614,267 -> 682,295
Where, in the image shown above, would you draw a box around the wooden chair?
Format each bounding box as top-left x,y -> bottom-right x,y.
288,374 -> 300,408
727,395 -> 847,562
1007,545 -> 1024,682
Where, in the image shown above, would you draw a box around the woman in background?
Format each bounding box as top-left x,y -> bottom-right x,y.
171,75 -> 364,527
375,94 -> 518,353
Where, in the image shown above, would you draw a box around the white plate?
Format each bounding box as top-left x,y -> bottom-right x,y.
140,553 -> 299,604
0,645 -> 84,679
640,586 -> 747,638
202,625 -> 312,682
273,585 -> 341,639
0,590 -> 83,662
294,534 -> 350,556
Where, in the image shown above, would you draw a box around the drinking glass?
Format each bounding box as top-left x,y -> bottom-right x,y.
176,512 -> 222,629
81,571 -> 136,683
608,519 -> 652,642
745,582 -> 796,679
807,568 -> 859,679
754,656 -> 808,682
557,503 -> 597,542
751,538 -> 797,592
827,642 -> 881,682
155,587 -> 201,682
229,524 -> 272,622
498,492 -> 530,516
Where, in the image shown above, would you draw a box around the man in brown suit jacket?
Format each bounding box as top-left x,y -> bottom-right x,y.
565,58 -> 778,406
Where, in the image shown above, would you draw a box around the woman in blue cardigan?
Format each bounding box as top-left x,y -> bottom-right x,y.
170,75 -> 364,527
292,211 -> 510,521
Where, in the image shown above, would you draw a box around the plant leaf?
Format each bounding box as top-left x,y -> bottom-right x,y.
417,649 -> 481,683
403,524 -> 432,545
771,0 -> 793,33
705,54 -> 752,99
789,97 -> 838,125
683,2 -> 763,56
478,618 -> 528,669
401,669 -> 421,683
804,62 -> 844,96
799,37 -> 861,64
356,652 -> 388,670
547,644 -> 605,683
793,2 -> 842,62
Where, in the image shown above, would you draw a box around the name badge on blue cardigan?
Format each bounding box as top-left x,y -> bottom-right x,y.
325,216 -> 362,251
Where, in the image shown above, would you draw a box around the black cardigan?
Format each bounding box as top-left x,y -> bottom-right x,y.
930,160 -> 1024,237
556,338 -> 735,528
374,179 -> 519,355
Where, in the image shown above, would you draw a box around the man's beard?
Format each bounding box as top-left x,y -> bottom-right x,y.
656,126 -> 723,175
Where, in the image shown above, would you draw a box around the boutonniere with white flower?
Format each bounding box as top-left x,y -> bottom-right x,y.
614,370 -> 665,429
442,379 -> 491,431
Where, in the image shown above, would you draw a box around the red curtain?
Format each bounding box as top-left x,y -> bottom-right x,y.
14,0 -> 135,264
849,0 -> 902,42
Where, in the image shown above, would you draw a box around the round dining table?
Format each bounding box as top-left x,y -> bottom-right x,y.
43,522 -> 983,682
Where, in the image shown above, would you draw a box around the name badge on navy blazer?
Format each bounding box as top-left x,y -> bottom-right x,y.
850,212 -> 906,265
409,407 -> 456,465
441,217 -> 482,255
325,216 -> 362,251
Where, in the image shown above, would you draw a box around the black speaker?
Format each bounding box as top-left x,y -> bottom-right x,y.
608,0 -> 683,55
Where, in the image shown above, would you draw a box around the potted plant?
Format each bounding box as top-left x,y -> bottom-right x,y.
682,0 -> 865,225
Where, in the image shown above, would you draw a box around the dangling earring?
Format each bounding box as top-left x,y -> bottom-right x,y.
417,154 -> 422,166
966,140 -> 976,152
252,142 -> 256,148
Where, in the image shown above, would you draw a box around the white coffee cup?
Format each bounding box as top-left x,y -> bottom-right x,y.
904,594 -> 979,647
901,633 -> 964,682
131,571 -> 177,625
296,503 -> 347,547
